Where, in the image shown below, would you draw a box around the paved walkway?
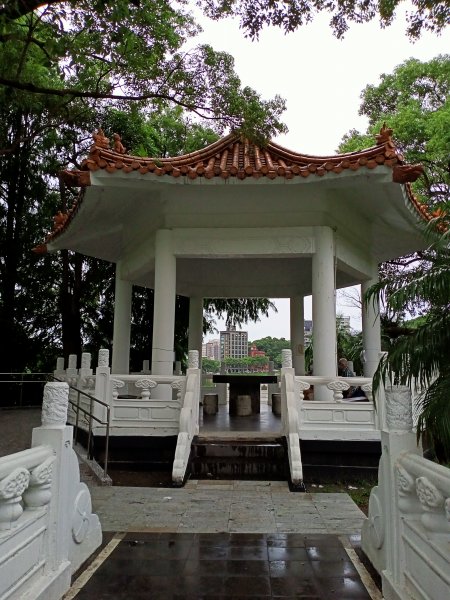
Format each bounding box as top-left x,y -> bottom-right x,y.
68,482 -> 380,600
90,481 -> 367,535
1,408 -> 381,598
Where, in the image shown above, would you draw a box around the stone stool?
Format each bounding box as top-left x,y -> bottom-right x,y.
203,394 -> 219,415
236,394 -> 252,416
272,393 -> 282,416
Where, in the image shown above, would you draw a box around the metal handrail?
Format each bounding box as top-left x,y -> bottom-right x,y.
51,376 -> 110,480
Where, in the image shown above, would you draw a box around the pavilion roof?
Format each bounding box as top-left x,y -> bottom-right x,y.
36,126 -> 429,253
63,125 -> 421,183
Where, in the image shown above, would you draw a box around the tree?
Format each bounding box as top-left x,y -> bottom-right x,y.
339,56 -> 450,206
1,2 -> 288,371
336,318 -> 363,375
0,2 -> 287,147
4,1 -> 449,41
202,0 -> 450,40
202,357 -> 220,373
250,336 -> 291,368
203,298 -> 276,336
367,208 -> 450,460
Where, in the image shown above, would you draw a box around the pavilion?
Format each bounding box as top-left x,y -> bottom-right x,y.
36,125 -> 427,401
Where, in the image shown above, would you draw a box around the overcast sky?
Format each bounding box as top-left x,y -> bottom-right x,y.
194,3 -> 449,341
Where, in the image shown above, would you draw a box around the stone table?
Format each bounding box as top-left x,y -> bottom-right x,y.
212,375 -> 278,415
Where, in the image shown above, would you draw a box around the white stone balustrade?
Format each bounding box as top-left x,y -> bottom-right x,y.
58,350 -> 385,444
0,382 -> 101,600
172,355 -> 201,484
362,385 -> 450,600
0,450 -> 56,531
281,361 -> 304,487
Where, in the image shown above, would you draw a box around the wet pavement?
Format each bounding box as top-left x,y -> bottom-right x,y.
68,532 -> 377,599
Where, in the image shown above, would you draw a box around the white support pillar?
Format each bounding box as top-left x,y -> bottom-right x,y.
188,296 -> 203,363
312,226 -> 336,400
290,296 -> 305,375
151,229 -> 176,380
111,267 -> 132,374
362,274 -> 382,378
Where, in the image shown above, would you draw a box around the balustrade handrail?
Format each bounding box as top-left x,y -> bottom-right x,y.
0,445 -> 53,479
294,375 -> 373,386
51,375 -> 111,481
110,373 -> 185,383
399,452 -> 450,496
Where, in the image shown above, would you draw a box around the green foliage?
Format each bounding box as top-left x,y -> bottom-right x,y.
336,318 -> 363,375
0,4 -> 288,371
203,299 -> 276,335
104,105 -> 220,158
200,0 -> 450,40
250,336 -> 290,368
339,56 -> 450,205
368,208 -> 450,459
0,2 -> 288,145
202,357 -> 220,373
223,355 -> 269,372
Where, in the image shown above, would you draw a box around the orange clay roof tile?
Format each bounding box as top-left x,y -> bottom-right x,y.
35,126 -> 430,253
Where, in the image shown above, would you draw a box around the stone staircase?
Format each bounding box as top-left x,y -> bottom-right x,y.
189,435 -> 289,481
189,436 -> 381,487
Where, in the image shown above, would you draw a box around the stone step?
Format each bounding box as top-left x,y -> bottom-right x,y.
190,438 -> 289,480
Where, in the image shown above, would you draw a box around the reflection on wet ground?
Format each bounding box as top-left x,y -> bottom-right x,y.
200,400 -> 282,435
71,532 -> 378,599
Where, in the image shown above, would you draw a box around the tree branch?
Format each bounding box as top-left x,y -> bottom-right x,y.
0,76 -> 228,120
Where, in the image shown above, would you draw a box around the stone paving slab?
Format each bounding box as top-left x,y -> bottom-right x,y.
89,481 -> 367,534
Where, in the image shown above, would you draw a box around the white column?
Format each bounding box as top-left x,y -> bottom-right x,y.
312,226 -> 336,400
151,229 -> 176,377
188,296 -> 203,359
111,268 -> 132,374
290,296 -> 305,375
362,274 -> 382,378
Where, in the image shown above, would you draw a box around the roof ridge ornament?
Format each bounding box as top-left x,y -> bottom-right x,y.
113,133 -> 126,154
91,128 -> 110,150
376,123 -> 394,145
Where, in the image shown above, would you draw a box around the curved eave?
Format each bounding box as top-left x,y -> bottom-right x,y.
36,132 -> 429,254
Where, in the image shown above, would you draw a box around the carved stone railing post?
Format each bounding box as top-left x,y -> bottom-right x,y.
385,385 -> 413,432
54,356 -> 65,378
362,384 -> 421,594
79,353 -> 93,382
281,349 -> 292,369
94,348 -> 111,421
188,350 -> 199,370
42,381 -> 70,426
32,381 -> 101,576
66,354 -> 78,379
174,360 -> 182,376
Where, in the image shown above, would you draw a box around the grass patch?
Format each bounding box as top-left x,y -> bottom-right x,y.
308,480 -> 375,514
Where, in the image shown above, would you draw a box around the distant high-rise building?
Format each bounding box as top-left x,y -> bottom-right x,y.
303,316 -> 350,348
304,320 -> 313,347
203,339 -> 220,360
220,326 -> 248,360
337,315 -> 351,331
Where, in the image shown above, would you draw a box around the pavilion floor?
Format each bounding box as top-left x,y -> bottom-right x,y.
199,399 -> 282,439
